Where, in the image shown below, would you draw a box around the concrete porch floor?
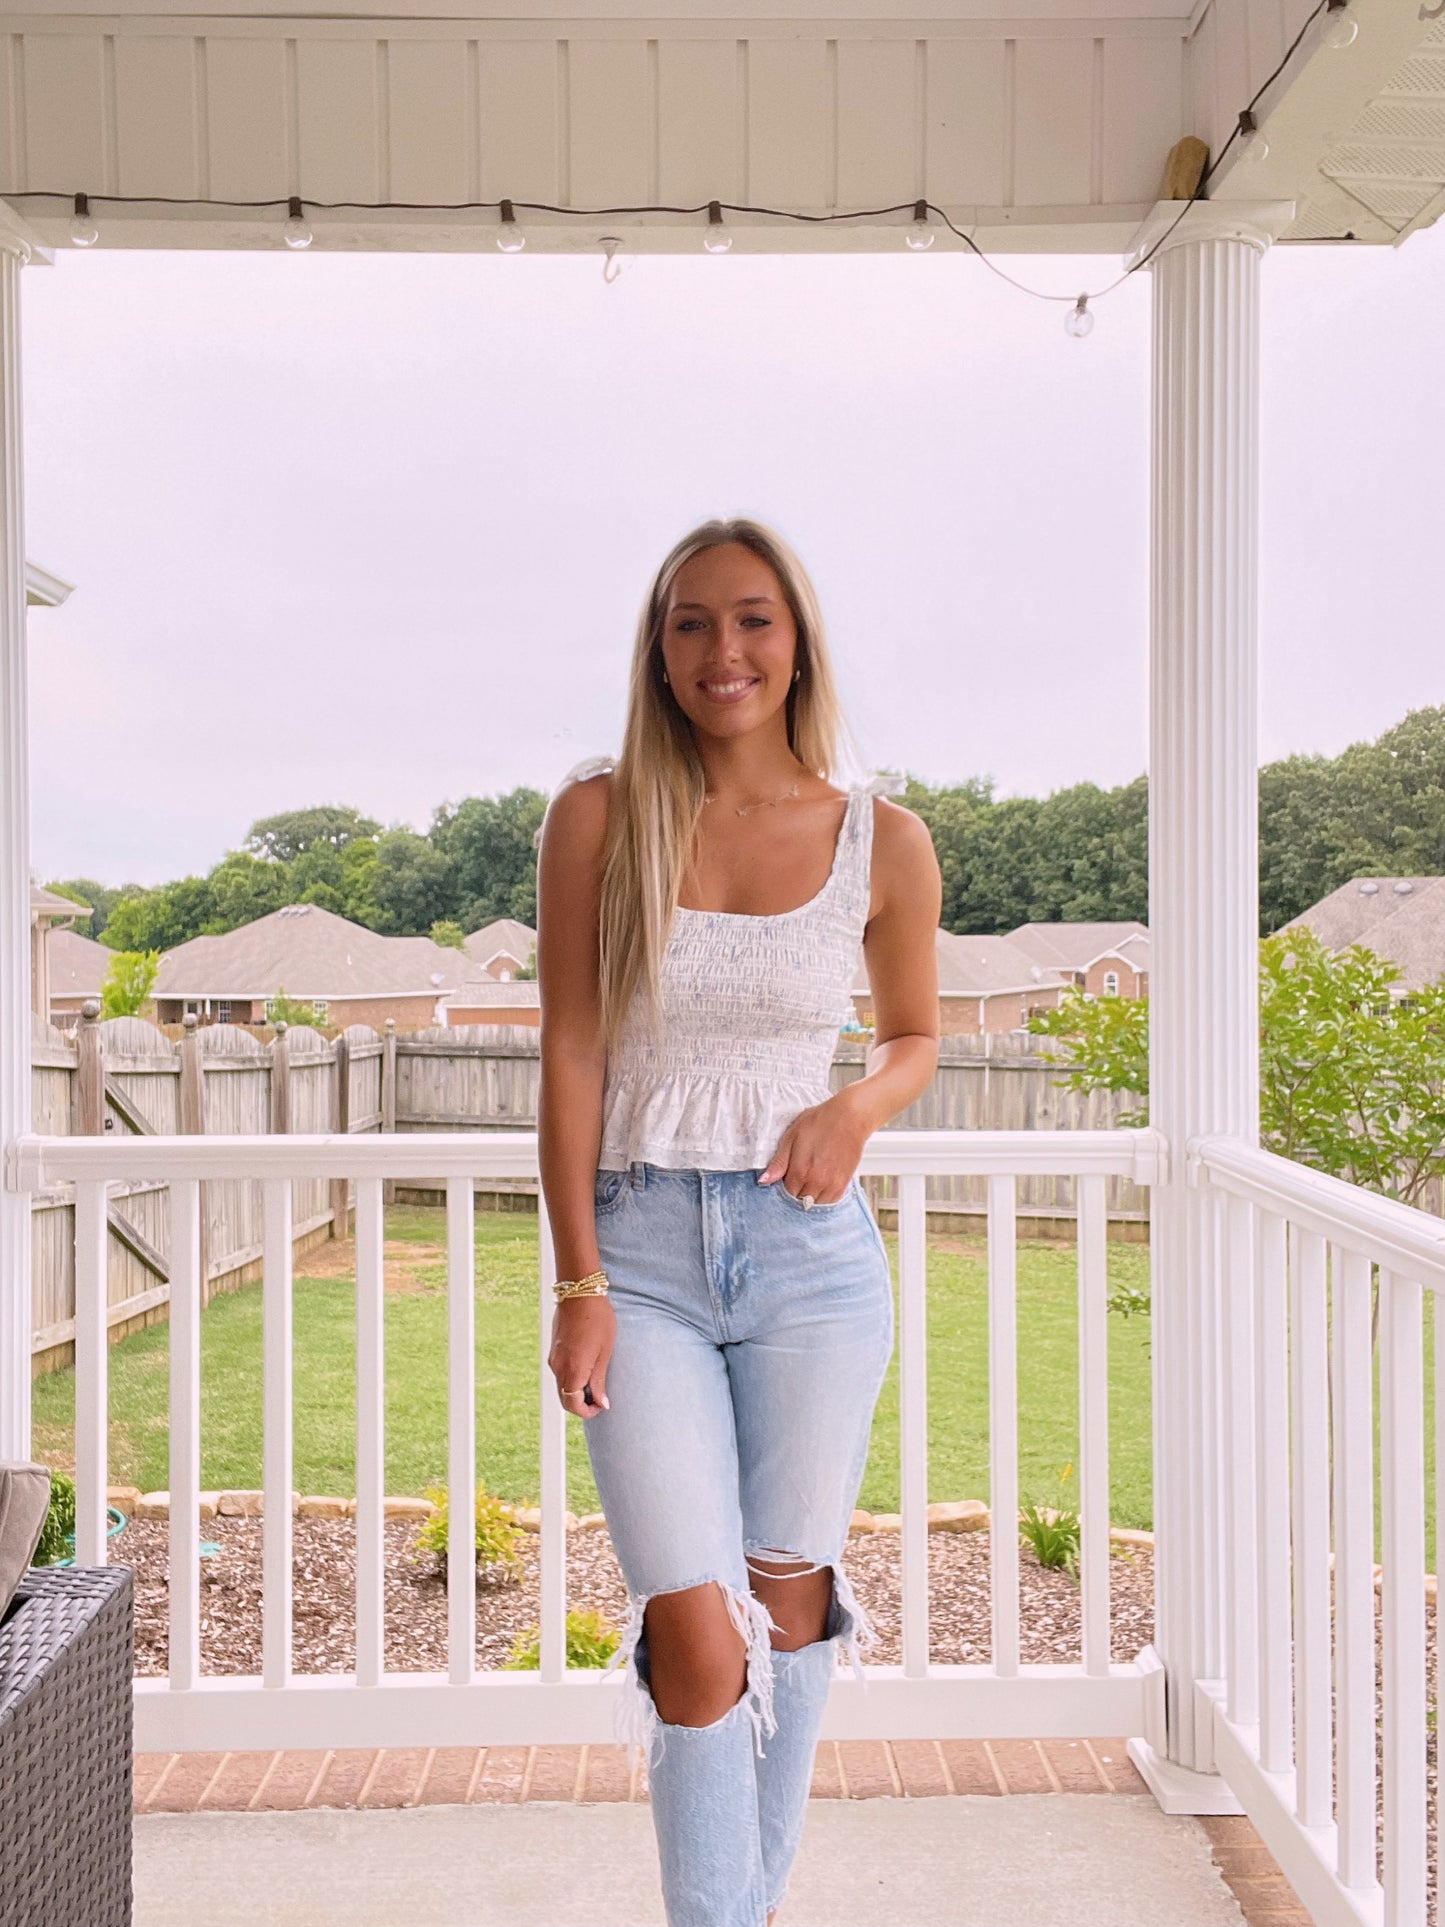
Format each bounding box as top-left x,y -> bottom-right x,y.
130,1741 -> 1310,1926
134,1796 -> 1257,1927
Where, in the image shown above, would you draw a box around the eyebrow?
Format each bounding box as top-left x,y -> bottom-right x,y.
670,596 -> 777,611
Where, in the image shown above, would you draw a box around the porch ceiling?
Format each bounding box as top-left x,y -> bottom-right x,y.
0,0 -> 1440,253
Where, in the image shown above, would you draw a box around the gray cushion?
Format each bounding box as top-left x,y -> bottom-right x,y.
0,1464 -> 52,1620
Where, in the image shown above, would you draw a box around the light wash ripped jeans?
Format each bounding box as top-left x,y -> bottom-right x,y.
584,1161 -> 894,1927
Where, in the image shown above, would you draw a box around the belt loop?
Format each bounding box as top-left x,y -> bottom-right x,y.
629,1160 -> 646,1190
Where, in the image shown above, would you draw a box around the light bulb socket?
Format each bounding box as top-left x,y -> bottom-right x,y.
913,199 -> 928,223
1238,109 -> 1259,139
287,196 -> 304,221
74,191 -> 91,219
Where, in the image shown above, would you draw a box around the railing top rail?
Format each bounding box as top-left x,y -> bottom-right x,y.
1193,1134 -> 1445,1292
6,1126 -> 1165,1191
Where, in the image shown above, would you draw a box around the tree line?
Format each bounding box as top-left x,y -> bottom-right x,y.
48,705 -> 1445,951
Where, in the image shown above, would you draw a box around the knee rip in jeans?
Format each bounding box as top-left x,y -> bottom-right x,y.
606,1578 -> 779,1765
744,1547 -> 877,1684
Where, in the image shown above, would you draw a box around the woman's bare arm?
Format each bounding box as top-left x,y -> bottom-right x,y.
536,771 -> 615,1414
760,798 -> 941,1199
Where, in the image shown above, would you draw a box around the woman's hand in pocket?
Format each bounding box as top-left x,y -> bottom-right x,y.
758,1090 -> 870,1204
548,1296 -> 615,1417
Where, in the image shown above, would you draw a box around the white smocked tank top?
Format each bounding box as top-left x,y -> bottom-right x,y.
562,760 -> 884,1172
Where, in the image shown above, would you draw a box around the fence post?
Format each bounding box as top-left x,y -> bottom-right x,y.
75,999 -> 104,1136
179,1013 -> 212,1302
330,1030 -> 351,1239
381,1019 -> 397,1207
270,1022 -> 290,1136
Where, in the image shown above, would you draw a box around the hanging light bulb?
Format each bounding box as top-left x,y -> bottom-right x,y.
1323,0 -> 1358,47
599,236 -> 625,284
704,201 -> 732,254
496,198 -> 526,252
1237,110 -> 1270,162
905,199 -> 934,251
1064,294 -> 1094,339
283,196 -> 313,250
69,192 -> 99,248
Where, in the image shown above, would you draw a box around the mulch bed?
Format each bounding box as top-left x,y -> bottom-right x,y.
114,1514 -> 1156,1677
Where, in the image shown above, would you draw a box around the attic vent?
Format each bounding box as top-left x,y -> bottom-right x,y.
1395,881 -> 1415,895
278,903 -> 311,918
1359,881 -> 1379,895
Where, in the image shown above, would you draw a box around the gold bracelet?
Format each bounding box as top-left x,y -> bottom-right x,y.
553,1269 -> 610,1304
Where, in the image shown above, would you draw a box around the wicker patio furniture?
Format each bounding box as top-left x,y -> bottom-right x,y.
0,1564 -> 134,1927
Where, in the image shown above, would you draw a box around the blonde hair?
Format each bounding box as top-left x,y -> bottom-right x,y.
597,517 -> 849,1048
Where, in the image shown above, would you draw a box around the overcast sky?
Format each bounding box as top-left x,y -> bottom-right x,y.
20,220 -> 1445,887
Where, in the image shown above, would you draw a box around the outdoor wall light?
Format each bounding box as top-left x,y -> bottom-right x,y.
496,199 -> 526,252
905,200 -> 934,250
69,192 -> 98,248
283,197 -> 313,250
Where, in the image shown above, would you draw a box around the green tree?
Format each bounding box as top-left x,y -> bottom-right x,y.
100,949 -> 160,1019
430,788 -> 546,933
244,806 -> 380,864
43,878 -> 136,942
430,919 -> 466,950
370,830 -> 456,936
266,987 -> 326,1029
1029,930 -> 1445,1207
206,850 -> 294,932
104,876 -> 217,953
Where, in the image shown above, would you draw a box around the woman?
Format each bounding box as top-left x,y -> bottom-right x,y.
535,517 -> 940,1927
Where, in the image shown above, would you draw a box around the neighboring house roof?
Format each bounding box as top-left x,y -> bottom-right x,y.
854,929 -> 1071,1000
155,904 -> 490,1002
442,980 -> 541,1011
464,917 -> 537,972
48,928 -> 114,999
1005,920 -> 1150,975
1282,877 -> 1445,993
30,882 -> 91,924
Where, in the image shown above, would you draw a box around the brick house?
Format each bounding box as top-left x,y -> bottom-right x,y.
1005,920 -> 1151,1000
440,979 -> 541,1028
1282,876 -> 1445,992
46,926 -> 114,1023
464,917 -> 537,981
29,882 -> 93,1022
152,903 -> 489,1031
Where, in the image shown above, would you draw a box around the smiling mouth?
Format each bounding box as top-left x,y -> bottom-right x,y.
697,676 -> 761,704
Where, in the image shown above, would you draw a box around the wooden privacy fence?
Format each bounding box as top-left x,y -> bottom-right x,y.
30,1016 -> 1144,1371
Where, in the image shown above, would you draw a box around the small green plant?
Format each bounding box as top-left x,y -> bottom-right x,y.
33,1470 -> 76,1566
265,987 -> 326,1029
100,949 -> 160,1019
1018,1464 -> 1082,1578
412,1482 -> 523,1582
503,1606 -> 622,1672
430,920 -> 467,951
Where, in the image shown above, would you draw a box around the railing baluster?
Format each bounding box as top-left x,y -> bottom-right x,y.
898,1173 -> 929,1679
1076,1174 -> 1110,1677
354,1178 -> 385,1690
1378,1269 -> 1427,1925
446,1176 -> 476,1686
1289,1226 -> 1331,1827
262,1178 -> 293,1689
168,1179 -> 202,1692
72,1179 -> 109,1565
1254,1208 -> 1291,1772
988,1173 -> 1019,1677
1223,1192 -> 1258,1726
538,1201 -> 566,1683
1331,1245 -> 1378,1892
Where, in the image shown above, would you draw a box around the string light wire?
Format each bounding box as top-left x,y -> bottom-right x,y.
7,0 -> 1349,315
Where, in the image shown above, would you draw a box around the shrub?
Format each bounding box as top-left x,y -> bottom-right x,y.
412,1482 -> 522,1582
1018,1464 -> 1082,1578
34,1470 -> 76,1567
100,950 -> 160,1019
503,1606 -> 622,1671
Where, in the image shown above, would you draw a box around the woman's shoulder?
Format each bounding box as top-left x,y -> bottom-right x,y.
536,756 -> 615,855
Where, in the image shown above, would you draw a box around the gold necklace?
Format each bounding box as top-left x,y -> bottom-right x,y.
702,781 -> 802,818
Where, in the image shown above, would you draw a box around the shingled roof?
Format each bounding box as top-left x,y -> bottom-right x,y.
1282,878 -> 1445,993
854,929 -> 1070,1000
464,917 -> 537,973
155,904 -> 489,1002
1005,921 -> 1149,974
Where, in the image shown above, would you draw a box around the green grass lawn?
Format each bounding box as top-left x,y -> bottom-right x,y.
31,1204 -> 1157,1527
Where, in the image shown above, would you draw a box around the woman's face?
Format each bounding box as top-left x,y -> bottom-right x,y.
659,542 -> 799,745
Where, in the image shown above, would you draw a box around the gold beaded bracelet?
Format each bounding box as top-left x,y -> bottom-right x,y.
553,1269 -> 611,1305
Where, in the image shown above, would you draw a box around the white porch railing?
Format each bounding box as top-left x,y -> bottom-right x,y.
1194,1137 -> 1445,1927
12,1126 -> 1161,1755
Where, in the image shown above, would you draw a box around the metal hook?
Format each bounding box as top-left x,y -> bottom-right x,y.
599,236 -> 624,285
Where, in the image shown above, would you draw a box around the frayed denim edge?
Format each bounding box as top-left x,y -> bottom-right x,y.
604,1579 -> 780,1766
742,1546 -> 879,1686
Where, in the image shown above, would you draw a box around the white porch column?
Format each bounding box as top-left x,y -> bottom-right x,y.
1127,200 -> 1292,1802
0,227 -> 33,1460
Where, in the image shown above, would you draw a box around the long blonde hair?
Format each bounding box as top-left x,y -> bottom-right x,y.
598,517 -> 849,1047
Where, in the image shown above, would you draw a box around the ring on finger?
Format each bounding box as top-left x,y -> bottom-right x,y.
800,1192 -> 816,1210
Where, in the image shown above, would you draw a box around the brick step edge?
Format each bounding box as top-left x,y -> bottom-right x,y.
104,1486 -> 1158,1548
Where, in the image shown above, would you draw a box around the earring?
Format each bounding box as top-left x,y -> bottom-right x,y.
662,670 -> 670,685
792,669 -> 801,682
